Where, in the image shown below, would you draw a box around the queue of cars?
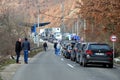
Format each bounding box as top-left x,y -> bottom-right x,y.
61,41 -> 113,68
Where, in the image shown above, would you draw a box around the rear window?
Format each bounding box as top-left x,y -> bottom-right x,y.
89,44 -> 111,50
76,43 -> 81,49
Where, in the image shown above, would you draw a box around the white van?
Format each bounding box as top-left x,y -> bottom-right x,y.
54,32 -> 62,40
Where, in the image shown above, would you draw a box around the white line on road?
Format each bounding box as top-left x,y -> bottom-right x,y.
67,64 -> 74,68
61,58 -> 64,61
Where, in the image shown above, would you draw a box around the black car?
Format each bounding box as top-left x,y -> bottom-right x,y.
64,43 -> 73,59
80,43 -> 113,68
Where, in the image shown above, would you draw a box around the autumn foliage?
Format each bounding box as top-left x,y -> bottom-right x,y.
76,0 -> 120,56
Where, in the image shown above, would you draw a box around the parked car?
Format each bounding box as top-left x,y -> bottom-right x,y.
70,42 -> 77,61
80,43 -> 113,68
64,43 -> 73,59
48,37 -> 53,43
61,40 -> 70,56
75,42 -> 87,63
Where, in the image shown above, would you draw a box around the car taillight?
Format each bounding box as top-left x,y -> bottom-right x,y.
86,50 -> 93,55
106,51 -> 113,55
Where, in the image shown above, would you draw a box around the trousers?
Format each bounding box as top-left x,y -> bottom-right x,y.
24,50 -> 28,63
16,51 -> 20,63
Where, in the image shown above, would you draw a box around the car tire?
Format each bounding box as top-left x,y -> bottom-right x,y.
108,64 -> 113,68
103,64 -> 107,68
70,57 -> 73,61
73,57 -> 75,61
83,58 -> 87,67
80,62 -> 82,66
75,58 -> 79,63
79,55 -> 83,66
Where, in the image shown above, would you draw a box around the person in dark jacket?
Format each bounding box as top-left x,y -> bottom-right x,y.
54,41 -> 58,55
22,38 -> 30,64
15,38 -> 22,64
43,42 -> 48,51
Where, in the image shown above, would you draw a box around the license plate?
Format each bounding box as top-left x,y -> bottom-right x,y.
95,53 -> 104,56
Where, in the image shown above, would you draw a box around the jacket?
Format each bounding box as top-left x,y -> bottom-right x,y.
54,43 -> 57,49
43,42 -> 48,47
15,41 -> 22,52
22,41 -> 30,50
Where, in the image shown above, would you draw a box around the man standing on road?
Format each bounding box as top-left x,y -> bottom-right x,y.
56,42 -> 61,55
54,41 -> 57,55
22,38 -> 30,64
43,42 -> 48,51
15,38 -> 22,64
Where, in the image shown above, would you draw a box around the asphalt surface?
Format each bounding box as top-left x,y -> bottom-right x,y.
13,43 -> 120,80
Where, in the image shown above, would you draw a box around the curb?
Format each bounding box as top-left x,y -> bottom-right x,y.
114,58 -> 120,68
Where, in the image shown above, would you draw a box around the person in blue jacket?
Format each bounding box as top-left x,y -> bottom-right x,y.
22,38 -> 30,64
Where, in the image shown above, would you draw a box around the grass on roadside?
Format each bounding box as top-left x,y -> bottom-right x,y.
29,48 -> 43,58
0,59 -> 15,71
0,48 -> 43,80
0,76 -> 2,80
0,47 -> 43,70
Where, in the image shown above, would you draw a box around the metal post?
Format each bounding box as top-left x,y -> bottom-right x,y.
37,3 -> 40,47
113,42 -> 115,64
74,22 -> 76,34
84,19 -> 86,42
61,1 -> 65,33
77,19 -> 79,35
37,14 -> 40,47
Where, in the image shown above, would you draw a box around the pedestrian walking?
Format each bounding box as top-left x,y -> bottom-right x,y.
43,42 -> 48,51
22,38 -> 30,64
15,38 -> 22,64
56,42 -> 61,55
54,41 -> 57,55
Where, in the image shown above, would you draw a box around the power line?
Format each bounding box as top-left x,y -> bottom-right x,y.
40,12 -> 77,20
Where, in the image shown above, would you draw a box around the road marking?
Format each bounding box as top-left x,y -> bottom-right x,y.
67,64 -> 74,68
61,58 -> 64,61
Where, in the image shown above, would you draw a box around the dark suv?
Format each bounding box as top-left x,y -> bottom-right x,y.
80,43 -> 113,68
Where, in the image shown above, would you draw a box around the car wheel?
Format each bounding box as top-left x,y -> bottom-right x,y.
108,64 -> 113,68
72,56 -> 75,61
70,57 -> 73,61
80,62 -> 82,66
83,58 -> 87,67
103,64 -> 107,68
76,59 -> 79,63
79,57 -> 83,66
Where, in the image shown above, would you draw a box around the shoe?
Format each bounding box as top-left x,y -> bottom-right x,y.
16,62 -> 21,64
25,62 -> 28,64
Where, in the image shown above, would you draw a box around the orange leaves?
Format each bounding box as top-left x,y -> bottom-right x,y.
76,0 -> 120,30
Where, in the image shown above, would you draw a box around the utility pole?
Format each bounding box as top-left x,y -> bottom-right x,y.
84,19 -> 86,42
74,21 -> 77,35
61,1 -> 65,33
37,1 -> 40,47
77,19 -> 79,36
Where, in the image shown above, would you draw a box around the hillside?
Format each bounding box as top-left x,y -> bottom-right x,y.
0,0 -> 78,28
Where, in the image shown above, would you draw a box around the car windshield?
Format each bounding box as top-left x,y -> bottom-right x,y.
89,44 -> 111,50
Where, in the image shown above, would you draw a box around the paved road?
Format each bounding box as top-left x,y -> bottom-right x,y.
13,43 -> 120,80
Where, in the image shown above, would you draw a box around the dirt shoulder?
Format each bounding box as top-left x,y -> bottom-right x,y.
0,41 -> 49,80
0,57 -> 27,80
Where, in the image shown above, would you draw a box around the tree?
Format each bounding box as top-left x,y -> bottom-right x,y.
76,0 -> 120,56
